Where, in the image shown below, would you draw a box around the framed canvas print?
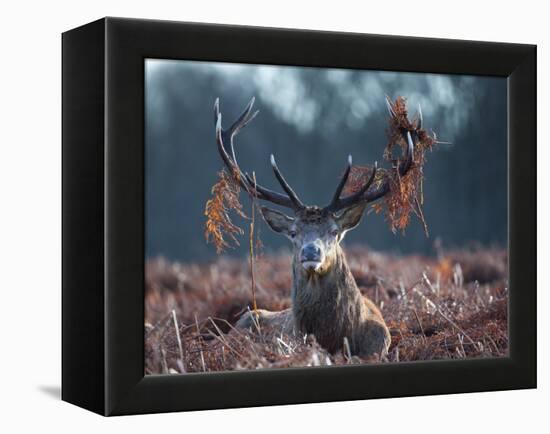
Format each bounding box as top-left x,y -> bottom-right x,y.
62,17 -> 536,416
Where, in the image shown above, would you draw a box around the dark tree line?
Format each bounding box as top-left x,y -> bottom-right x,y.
145,61 -> 507,262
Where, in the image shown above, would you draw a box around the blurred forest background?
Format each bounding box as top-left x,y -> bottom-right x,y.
145,59 -> 507,263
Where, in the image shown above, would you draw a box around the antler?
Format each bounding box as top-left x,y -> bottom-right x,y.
215,96 -> 420,215
324,97 -> 418,213
214,97 -> 304,210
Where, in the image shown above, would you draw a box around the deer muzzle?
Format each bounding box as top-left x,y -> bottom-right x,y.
300,243 -> 323,272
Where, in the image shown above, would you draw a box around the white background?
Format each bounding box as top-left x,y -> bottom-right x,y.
0,1 -> 545,432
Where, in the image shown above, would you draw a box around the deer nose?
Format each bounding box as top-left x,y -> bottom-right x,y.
301,244 -> 321,262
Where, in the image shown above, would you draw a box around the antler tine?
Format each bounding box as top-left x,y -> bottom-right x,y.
385,95 -> 396,118
215,111 -> 245,188
214,97 -> 257,135
270,154 -> 305,209
399,131 -> 414,176
214,98 -> 303,210
326,155 -> 353,211
229,97 -> 259,138
325,161 -> 378,212
417,103 -> 423,130
224,97 -> 259,165
243,172 -> 301,208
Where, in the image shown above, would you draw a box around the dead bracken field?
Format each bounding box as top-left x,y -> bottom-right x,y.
145,246 -> 508,374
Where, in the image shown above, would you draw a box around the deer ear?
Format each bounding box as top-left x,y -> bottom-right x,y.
260,206 -> 294,234
336,203 -> 368,233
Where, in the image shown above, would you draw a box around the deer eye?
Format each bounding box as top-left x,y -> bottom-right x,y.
289,230 -> 297,238
331,229 -> 339,237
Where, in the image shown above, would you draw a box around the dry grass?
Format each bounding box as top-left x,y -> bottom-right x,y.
145,246 -> 508,375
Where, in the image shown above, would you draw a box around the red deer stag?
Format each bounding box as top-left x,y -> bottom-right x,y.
213,97 -> 421,358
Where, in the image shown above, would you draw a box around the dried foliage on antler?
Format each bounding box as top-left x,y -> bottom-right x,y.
344,97 -> 436,234
204,169 -> 247,254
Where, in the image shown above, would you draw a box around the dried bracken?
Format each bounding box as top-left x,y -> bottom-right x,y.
145,246 -> 508,374
204,169 -> 247,254
344,97 -> 436,234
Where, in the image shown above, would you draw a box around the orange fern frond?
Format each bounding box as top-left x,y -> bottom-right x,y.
204,169 -> 247,254
343,96 -> 437,235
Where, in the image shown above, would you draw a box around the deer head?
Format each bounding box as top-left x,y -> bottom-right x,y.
213,97 -> 418,275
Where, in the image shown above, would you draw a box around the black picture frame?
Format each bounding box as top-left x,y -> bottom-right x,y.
62,17 -> 536,416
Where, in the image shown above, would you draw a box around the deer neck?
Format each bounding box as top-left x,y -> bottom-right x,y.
291,245 -> 365,350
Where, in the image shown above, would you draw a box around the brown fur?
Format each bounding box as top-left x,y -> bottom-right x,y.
237,245 -> 390,358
